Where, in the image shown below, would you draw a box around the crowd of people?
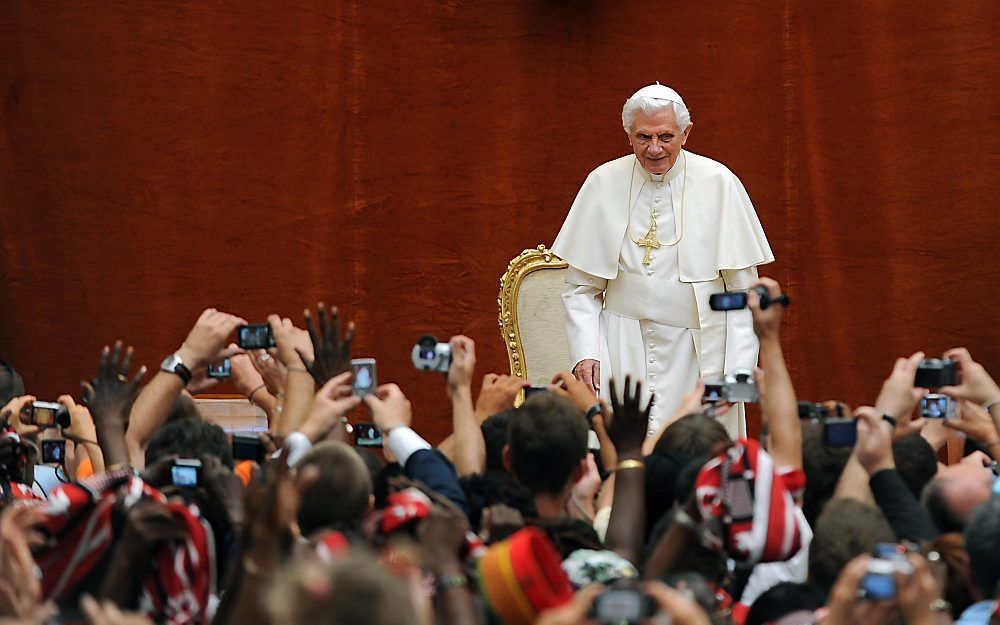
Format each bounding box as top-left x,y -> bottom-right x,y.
1,278 -> 999,625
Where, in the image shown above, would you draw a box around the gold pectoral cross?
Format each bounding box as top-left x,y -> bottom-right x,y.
636,226 -> 661,266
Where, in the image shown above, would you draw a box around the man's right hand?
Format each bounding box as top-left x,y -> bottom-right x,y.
573,359 -> 600,395
176,308 -> 247,370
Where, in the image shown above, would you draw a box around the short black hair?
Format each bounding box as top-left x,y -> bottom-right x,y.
892,434 -> 938,498
800,422 -> 852,527
459,471 -> 537,533
145,417 -> 233,469
965,494 -> 1000,598
507,393 -> 587,496
745,582 -> 825,625
296,442 -> 373,537
482,410 -> 513,474
0,359 -> 25,406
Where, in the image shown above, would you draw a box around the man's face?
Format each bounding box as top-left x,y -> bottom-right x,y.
627,108 -> 691,175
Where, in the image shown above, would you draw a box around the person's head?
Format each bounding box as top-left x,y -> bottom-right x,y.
892,434 -> 938,498
145,417 -> 233,469
653,414 -> 729,457
168,393 -> 202,423
808,499 -> 895,596
745,582 -> 825,625
800,422 -> 852,526
965,494 -> 1000,600
482,410 -> 513,474
923,462 -> 994,533
268,553 -> 415,625
504,393 -> 588,498
459,471 -> 537,533
296,441 -> 374,537
621,84 -> 692,175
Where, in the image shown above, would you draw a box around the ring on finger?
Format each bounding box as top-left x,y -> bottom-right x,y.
259,353 -> 271,362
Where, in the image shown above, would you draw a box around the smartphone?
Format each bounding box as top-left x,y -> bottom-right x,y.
523,386 -> 548,398
232,434 -> 265,463
42,439 -> 66,464
354,422 -> 383,447
709,292 -> 748,311
171,458 -> 202,488
921,394 -> 955,420
703,383 -> 726,402
237,324 -> 276,350
27,401 -> 69,429
823,418 -> 857,447
351,358 -> 377,398
207,359 -> 232,379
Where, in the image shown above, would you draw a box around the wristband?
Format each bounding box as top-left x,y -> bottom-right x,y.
585,403 -> 603,424
247,383 -> 267,403
880,414 -> 897,428
435,573 -> 468,592
615,459 -> 645,472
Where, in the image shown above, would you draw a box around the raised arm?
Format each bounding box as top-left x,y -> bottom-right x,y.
126,309 -> 245,468
446,336 -> 486,477
749,277 -> 800,469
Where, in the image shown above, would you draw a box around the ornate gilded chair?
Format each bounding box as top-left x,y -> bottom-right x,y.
497,245 -> 571,389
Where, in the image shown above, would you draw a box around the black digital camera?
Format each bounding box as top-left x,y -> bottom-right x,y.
914,358 -> 957,389
709,285 -> 789,311
237,324 -> 276,350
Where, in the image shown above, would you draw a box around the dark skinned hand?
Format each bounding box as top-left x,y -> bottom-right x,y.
242,449 -> 316,569
197,454 -> 247,529
300,303 -> 355,386
607,376 -> 652,460
118,499 -> 187,555
417,505 -> 469,573
82,341 -> 147,433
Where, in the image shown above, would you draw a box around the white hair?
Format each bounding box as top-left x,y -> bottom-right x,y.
622,97 -> 691,133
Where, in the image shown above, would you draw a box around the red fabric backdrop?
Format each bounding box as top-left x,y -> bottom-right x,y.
1,2 -> 997,442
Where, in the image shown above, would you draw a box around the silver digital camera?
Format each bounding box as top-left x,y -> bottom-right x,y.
411,335 -> 451,372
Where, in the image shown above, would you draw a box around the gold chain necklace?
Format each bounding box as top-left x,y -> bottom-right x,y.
627,151 -> 687,266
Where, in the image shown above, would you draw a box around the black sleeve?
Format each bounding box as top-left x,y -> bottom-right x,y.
868,468 -> 939,543
403,448 -> 470,518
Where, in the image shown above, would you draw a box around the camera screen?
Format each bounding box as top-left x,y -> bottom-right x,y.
232,435 -> 264,462
351,359 -> 376,397
420,348 -> 435,360
709,292 -> 748,311
861,572 -> 896,600
31,402 -> 59,427
238,324 -> 275,349
703,384 -> 725,402
42,440 -> 65,464
354,423 -> 383,447
171,465 -> 199,488
207,359 -> 232,379
824,419 -> 857,447
921,396 -> 949,419
593,590 -> 644,621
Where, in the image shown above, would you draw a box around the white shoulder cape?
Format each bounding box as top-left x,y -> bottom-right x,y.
551,151 -> 774,282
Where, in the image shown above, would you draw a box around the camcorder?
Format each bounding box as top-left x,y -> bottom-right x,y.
709,285 -> 790,311
41,439 -> 66,465
231,434 -> 266,463
351,358 -> 377,398
237,324 -> 276,350
914,358 -> 957,389
920,394 -> 956,420
799,400 -> 855,446
588,582 -> 657,624
207,359 -> 232,379
411,335 -> 451,373
22,401 -> 71,429
171,458 -> 202,488
354,422 -> 383,447
702,370 -> 759,403
860,543 -> 912,600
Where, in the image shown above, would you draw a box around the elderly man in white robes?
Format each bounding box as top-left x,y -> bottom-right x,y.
551,83 -> 774,437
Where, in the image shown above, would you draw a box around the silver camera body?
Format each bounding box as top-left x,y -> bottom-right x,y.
706,369 -> 759,403
411,334 -> 451,372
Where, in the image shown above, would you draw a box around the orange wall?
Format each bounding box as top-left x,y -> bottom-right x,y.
2,2 -> 997,442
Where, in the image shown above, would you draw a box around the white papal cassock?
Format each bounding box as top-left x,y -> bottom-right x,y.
551,149 -> 774,437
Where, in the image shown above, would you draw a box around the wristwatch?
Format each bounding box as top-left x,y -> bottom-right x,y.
160,353 -> 193,385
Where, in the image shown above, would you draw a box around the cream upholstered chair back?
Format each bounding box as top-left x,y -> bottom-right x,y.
498,245 -> 570,389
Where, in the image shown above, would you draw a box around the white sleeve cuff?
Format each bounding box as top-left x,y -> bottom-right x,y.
386,427 -> 432,467
280,431 -> 313,466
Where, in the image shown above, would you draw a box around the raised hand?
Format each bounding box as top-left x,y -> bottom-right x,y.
417,504 -> 469,572
549,370 -> 598,414
940,347 -> 1000,406
248,349 -> 286,396
944,400 -> 1000,446
474,374 -> 529,420
1,395 -> 38,438
747,277 -> 786,341
0,505 -> 48,619
300,303 -> 354,386
874,351 -> 927,424
364,384 -> 412,434
853,407 -> 894,475
447,335 -> 476,393
299,372 -> 361,443
607,376 -> 652,459
81,341 -> 146,434
267,315 -> 314,369
176,308 -> 247,370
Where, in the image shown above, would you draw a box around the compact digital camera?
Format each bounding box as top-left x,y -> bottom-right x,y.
411,335 -> 451,372
237,324 -> 276,350
23,401 -> 71,429
860,543 -> 912,600
703,370 -> 759,403
920,394 -> 956,420
914,358 -> 957,389
588,583 -> 657,624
